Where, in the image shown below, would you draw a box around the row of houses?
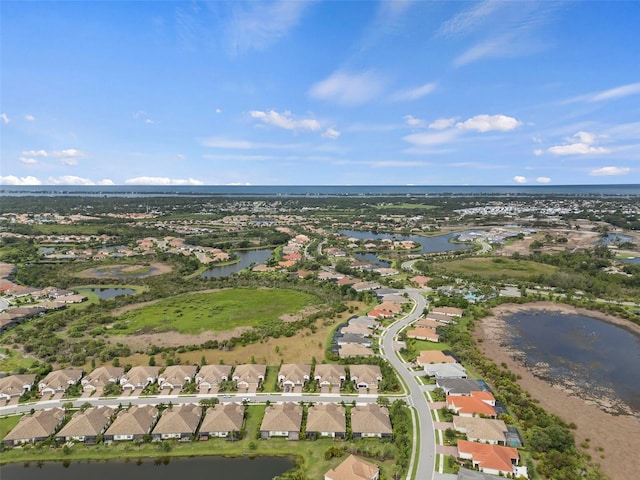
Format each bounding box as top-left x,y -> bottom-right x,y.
0,364 -> 385,401
3,402 -> 393,447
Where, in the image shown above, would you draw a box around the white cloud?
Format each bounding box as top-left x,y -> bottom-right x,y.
215,108 -> 222,114
533,149 -> 544,156
19,157 -> 38,165
24,114 -> 35,122
47,176 -> 113,186
322,128 -> 341,139
513,175 -> 527,184
404,115 -> 426,127
565,82 -> 640,104
589,166 -> 631,176
1,113 -> 10,124
18,148 -> 85,165
22,150 -> 48,157
438,0 -> 504,37
226,182 -> 252,186
0,175 -> 42,185
51,149 -> 86,159
403,129 -> 461,146
456,114 -> 521,132
97,179 -> 115,185
125,176 -> 204,185
547,131 -> 609,156
144,119 -> 155,124
228,0 -> 312,54
200,137 -> 301,150
250,110 -> 321,132
429,118 -> 456,130
309,70 -> 386,106
536,176 -> 551,183
390,82 -> 437,102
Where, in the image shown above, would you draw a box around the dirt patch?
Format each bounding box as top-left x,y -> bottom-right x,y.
280,306 -> 322,323
476,302 -> 640,480
75,262 -> 173,279
111,327 -> 251,350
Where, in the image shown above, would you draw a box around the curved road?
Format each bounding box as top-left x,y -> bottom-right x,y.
379,288 -> 435,480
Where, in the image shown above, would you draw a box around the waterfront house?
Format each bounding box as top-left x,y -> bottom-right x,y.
151,404 -> 202,441
406,327 -> 440,342
199,403 -> 244,439
39,368 -> 83,395
436,378 -> 483,396
3,407 -> 65,446
351,404 -> 392,439
457,440 -> 519,477
55,406 -> 113,444
424,363 -> 467,379
417,351 -> 457,366
425,311 -> 456,324
414,318 -> 441,330
306,403 -> 346,439
314,364 -> 346,391
195,364 -> 232,392
349,365 -> 382,391
277,364 -> 311,391
120,366 -> 160,391
81,366 -> 124,393
104,405 -> 158,441
158,365 -> 198,390
324,454 -> 380,480
431,306 -> 464,318
453,417 -> 508,445
0,374 -> 36,401
259,402 -> 302,440
233,364 -> 266,392
447,392 -> 497,418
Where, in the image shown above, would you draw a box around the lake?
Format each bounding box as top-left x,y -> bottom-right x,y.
79,288 -> 137,299
504,311 -> 640,415
0,456 -> 294,480
339,230 -> 473,254
201,249 -> 273,278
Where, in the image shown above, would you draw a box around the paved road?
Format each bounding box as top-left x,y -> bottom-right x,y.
379,288 -> 435,480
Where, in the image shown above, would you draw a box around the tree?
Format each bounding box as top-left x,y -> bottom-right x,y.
148,355 -> 156,366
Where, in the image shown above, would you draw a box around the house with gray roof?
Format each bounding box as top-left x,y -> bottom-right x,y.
260,402 -> 302,440
199,403 -> 244,439
39,368 -> 83,395
158,365 -> 198,390
195,364 -> 232,392
3,408 -> 66,446
351,404 -> 392,439
81,366 -> 124,393
104,405 -> 158,441
337,333 -> 372,347
348,316 -> 378,329
437,378 -> 483,396
152,404 -> 202,441
0,374 -> 36,401
456,468 -> 503,480
424,363 -> 468,379
55,407 -> 113,443
306,403 -> 346,439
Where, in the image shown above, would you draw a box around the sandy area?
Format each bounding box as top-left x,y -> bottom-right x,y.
75,262 -> 173,279
475,302 -> 640,480
112,326 -> 251,350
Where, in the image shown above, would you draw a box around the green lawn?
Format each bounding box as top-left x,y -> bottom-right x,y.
113,288 -> 321,335
441,257 -> 557,279
0,415 -> 21,442
0,347 -> 37,374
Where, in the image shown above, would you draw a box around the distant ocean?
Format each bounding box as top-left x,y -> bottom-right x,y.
1,184 -> 639,197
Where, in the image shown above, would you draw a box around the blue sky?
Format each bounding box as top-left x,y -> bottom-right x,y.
1,1 -> 639,186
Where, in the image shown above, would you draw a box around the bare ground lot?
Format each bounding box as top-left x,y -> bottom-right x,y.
475,302 -> 640,480
75,262 -> 173,279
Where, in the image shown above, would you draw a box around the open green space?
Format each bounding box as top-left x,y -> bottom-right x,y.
0,415 -> 21,442
113,288 -> 321,335
440,257 -> 557,279
374,203 -> 439,210
0,347 -> 37,373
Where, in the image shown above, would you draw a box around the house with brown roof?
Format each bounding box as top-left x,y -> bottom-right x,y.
0,374 -> 36,401
104,405 -> 158,441
377,302 -> 402,314
425,311 -> 456,324
367,309 -> 393,320
351,404 -> 392,439
348,316 -> 378,329
339,344 -> 374,358
415,318 -> 441,330
409,275 -> 432,289
3,407 -> 66,446
55,407 -> 113,443
277,364 -> 311,391
158,365 -> 198,390
406,327 -> 440,342
120,366 -> 160,391
349,365 -> 382,391
199,403 -> 244,439
39,368 -> 84,395
453,417 -> 508,445
314,364 -> 346,391
417,350 -> 457,365
259,402 -> 302,440
324,454 -> 380,480
457,440 -> 519,476
306,403 -> 346,439
233,364 -> 266,392
447,392 -> 497,418
151,404 -> 202,441
81,366 -> 124,393
195,364 -> 233,392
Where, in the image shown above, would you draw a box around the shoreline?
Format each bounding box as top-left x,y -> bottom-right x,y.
475,302 -> 640,480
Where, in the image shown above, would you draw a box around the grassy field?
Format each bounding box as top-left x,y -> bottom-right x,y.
0,347 -> 37,373
113,288 -> 321,335
0,414 -> 21,442
440,257 -> 557,279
